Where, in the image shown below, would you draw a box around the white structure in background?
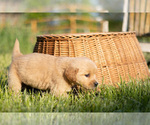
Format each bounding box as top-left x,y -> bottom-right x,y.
122,0 -> 129,32
96,16 -> 109,32
140,43 -> 150,53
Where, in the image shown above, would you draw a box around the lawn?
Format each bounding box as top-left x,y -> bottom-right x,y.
0,25 -> 150,112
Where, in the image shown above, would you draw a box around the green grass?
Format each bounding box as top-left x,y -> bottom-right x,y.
0,25 -> 150,112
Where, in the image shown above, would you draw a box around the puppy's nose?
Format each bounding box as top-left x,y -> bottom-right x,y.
94,82 -> 99,87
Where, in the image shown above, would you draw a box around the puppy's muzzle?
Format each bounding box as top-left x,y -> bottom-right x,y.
94,82 -> 99,87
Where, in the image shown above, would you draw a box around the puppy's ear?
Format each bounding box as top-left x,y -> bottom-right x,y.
64,66 -> 79,82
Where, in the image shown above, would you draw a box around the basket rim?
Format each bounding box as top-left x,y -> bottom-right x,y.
37,31 -> 136,38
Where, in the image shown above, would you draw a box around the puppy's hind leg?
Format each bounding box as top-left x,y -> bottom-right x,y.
8,66 -> 22,93
52,81 -> 72,97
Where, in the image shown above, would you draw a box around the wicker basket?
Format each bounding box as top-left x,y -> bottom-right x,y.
33,32 -> 149,85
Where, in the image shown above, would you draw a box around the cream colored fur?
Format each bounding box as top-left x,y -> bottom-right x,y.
8,39 -> 98,96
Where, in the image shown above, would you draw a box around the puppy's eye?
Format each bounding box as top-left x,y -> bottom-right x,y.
85,74 -> 90,77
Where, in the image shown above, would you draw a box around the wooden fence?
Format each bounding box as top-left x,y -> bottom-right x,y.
26,16 -> 109,34
127,0 -> 150,36
0,13 -> 20,28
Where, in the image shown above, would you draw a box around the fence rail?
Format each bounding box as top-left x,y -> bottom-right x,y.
25,16 -> 109,34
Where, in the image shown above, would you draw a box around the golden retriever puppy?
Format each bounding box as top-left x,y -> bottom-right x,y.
8,39 -> 99,96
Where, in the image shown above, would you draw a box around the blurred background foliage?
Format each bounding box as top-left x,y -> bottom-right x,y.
0,25 -> 35,54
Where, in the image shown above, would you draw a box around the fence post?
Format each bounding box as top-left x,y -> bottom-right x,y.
102,21 -> 109,32
70,16 -> 76,33
134,0 -> 140,35
122,0 -> 129,32
129,0 -> 135,31
145,0 -> 150,34
145,13 -> 150,34
31,20 -> 37,33
0,14 -> 6,29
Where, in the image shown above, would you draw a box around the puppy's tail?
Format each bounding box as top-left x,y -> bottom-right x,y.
12,39 -> 22,59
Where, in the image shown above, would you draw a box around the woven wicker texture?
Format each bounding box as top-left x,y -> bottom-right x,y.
34,32 -> 149,85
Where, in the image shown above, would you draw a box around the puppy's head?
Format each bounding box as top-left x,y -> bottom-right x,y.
64,57 -> 99,89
